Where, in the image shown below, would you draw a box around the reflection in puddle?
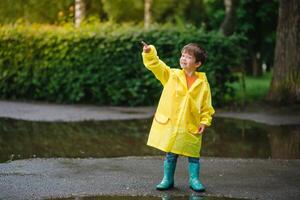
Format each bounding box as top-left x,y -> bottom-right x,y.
0,117 -> 299,162
49,195 -> 245,200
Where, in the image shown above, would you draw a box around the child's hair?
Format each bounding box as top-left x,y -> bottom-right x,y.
182,43 -> 208,65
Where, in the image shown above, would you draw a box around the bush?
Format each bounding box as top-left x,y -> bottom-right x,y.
0,24 -> 246,106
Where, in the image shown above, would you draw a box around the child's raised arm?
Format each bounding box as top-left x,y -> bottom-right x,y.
141,42 -> 171,86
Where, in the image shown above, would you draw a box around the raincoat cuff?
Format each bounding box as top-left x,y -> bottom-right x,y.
142,45 -> 157,59
200,119 -> 212,127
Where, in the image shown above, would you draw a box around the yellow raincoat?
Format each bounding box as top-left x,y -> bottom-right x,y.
142,45 -> 215,158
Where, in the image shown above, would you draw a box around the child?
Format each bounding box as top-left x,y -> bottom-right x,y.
141,41 -> 215,192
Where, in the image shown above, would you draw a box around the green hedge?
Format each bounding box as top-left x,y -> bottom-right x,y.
0,24 -> 245,106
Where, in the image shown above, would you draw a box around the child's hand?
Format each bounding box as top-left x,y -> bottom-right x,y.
198,124 -> 206,134
142,41 -> 151,53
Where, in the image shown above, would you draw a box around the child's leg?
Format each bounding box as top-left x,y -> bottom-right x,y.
188,157 -> 199,163
166,152 -> 179,163
156,152 -> 178,190
188,157 -> 205,192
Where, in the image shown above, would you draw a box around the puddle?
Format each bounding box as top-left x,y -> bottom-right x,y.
0,117 -> 299,163
49,195 -> 245,200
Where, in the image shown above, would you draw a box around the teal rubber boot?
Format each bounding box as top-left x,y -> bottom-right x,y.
189,162 -> 205,192
156,160 -> 176,190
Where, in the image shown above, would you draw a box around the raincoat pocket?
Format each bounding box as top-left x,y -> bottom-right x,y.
188,123 -> 199,134
186,123 -> 201,145
148,113 -> 172,147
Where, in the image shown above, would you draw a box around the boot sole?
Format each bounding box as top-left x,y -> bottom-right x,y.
189,186 -> 205,192
156,184 -> 174,191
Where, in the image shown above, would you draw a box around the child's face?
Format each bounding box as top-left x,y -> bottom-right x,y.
180,50 -> 201,71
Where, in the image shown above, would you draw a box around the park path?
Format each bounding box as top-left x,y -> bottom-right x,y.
0,100 -> 299,125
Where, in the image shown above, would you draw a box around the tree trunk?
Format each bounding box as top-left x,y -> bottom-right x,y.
144,0 -> 153,29
252,52 -> 262,76
219,0 -> 236,36
75,0 -> 85,27
267,0 -> 300,103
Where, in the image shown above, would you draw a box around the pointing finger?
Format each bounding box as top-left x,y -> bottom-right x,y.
141,41 -> 148,46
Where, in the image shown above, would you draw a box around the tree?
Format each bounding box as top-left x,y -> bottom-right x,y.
101,0 -> 143,23
267,0 -> 300,103
219,0 -> 236,36
144,0 -> 152,29
75,0 -> 85,27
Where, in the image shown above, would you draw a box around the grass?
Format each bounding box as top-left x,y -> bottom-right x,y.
230,71 -> 272,105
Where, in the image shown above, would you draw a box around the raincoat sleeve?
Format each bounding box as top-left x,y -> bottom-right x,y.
199,81 -> 215,126
142,45 -> 171,86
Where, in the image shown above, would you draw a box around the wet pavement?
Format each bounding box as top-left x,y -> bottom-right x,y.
0,100 -> 300,200
0,100 -> 300,125
0,157 -> 299,200
0,100 -> 155,122
51,195 -> 246,200
215,112 -> 300,125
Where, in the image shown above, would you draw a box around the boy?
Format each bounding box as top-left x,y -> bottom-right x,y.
142,41 -> 215,192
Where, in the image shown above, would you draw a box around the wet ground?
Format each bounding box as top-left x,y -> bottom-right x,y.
1,157 -> 299,200
0,100 -> 299,200
0,117 -> 299,163
1,100 -> 300,125
49,195 -> 245,200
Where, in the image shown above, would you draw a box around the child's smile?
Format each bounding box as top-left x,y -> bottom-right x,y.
180,51 -> 199,71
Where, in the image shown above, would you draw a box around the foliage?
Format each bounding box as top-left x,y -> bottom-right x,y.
0,24 -> 245,106
236,0 -> 278,70
0,0 -> 74,24
229,71 -> 272,105
0,0 -> 278,74
0,0 -> 209,27
204,0 -> 278,71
